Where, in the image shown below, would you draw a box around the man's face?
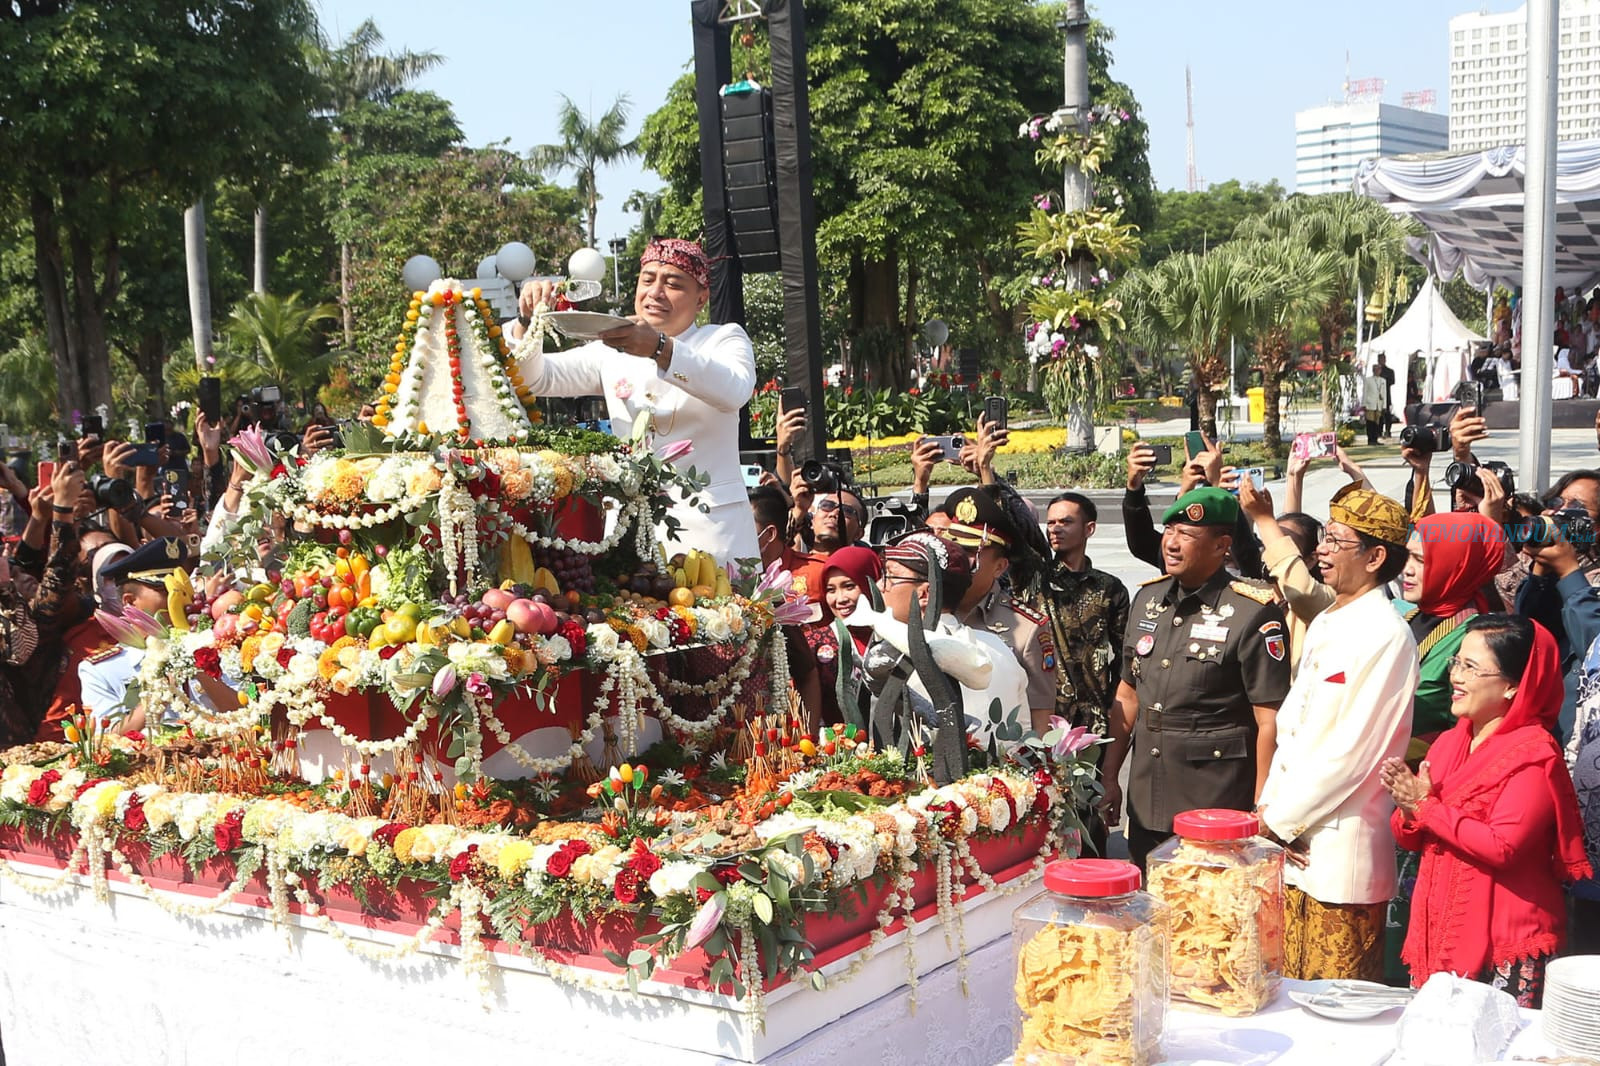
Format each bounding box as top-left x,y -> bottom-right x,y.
635,263 -> 708,337
810,491 -> 864,549
124,581 -> 166,617
1045,500 -> 1092,557
879,560 -> 926,624
1314,520 -> 1380,597
924,511 -> 952,535
1160,522 -> 1229,585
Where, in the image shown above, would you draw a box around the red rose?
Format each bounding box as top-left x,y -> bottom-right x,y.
25,770 -> 60,808
546,849 -> 576,878
194,647 -> 222,680
123,797 -> 148,833
74,778 -> 103,799
449,844 -> 479,882
213,809 -> 244,853
372,822 -> 410,848
612,866 -> 642,905
276,647 -> 295,668
627,837 -> 662,879
560,620 -> 586,658
711,864 -> 742,886
379,644 -> 402,660
695,886 -> 714,904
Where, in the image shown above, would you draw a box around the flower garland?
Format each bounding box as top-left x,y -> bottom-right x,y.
286,496 -> 426,531
436,464 -> 479,596
460,291 -> 536,437
504,497 -> 645,556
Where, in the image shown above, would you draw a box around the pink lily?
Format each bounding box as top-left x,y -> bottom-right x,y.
657,438 -> 695,464
465,672 -> 491,699
1046,716 -> 1101,759
95,609 -> 148,649
773,596 -> 820,626
228,424 -> 273,475
753,558 -> 794,599
432,666 -> 457,701
684,891 -> 726,951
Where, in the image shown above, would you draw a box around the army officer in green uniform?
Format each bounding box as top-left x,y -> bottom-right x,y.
1099,486 -> 1292,870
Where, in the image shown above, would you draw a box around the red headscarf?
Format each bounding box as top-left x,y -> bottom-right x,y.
820,546 -> 881,621
1399,621 -> 1592,981
1414,512 -> 1505,618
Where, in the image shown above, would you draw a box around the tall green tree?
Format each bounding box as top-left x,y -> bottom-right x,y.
1120,249 -> 1263,439
1226,239 -> 1340,451
531,94 -> 640,249
312,18 -> 444,346
1237,193 -> 1413,428
0,0 -> 326,421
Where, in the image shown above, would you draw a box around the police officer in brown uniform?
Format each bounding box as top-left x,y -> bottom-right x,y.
939,486 -> 1059,733
1099,486 -> 1291,870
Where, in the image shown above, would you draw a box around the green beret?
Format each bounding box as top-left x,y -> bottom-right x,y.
1160,486 -> 1239,528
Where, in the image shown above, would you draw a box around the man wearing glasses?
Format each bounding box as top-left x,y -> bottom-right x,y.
1256,483 -> 1416,981
1099,487 -> 1291,870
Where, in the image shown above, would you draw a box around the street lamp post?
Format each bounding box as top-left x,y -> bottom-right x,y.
608,237 -> 627,298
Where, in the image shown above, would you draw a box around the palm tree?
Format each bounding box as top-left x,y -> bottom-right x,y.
1122,250 -> 1264,439
532,94 -> 640,247
1237,194 -> 1413,429
226,293 -> 343,418
0,335 -> 62,434
1226,239 -> 1341,452
312,19 -> 444,346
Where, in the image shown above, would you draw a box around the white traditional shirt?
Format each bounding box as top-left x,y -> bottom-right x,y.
516,321 -> 760,562
1258,584 -> 1418,904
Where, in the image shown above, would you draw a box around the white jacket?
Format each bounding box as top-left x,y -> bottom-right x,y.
516,321 -> 760,562
1257,585 -> 1418,904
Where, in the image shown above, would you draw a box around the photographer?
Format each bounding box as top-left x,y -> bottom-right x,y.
1507,476 -> 1600,740
1401,405 -> 1491,521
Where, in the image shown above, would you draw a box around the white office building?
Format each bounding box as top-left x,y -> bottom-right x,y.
1449,3 -> 1600,151
1294,101 -> 1449,195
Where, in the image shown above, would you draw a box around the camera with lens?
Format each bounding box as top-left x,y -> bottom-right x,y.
800,459 -> 852,495
865,496 -> 916,546
1399,422 -> 1453,454
90,473 -> 134,511
1507,507 -> 1597,553
265,429 -> 301,456
240,384 -> 284,428
1444,459 -> 1514,499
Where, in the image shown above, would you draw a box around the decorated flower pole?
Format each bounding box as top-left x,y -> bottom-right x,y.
1014,2 -> 1140,450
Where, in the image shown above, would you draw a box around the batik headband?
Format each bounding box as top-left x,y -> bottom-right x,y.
640,237 -> 711,289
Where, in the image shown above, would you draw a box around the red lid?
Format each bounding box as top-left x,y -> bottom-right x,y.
1173,808 -> 1259,841
1042,858 -> 1142,897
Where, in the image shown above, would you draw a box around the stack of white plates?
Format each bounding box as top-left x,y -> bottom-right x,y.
1542,955 -> 1600,1055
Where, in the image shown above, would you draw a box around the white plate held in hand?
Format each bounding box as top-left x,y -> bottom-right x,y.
545,311 -> 634,340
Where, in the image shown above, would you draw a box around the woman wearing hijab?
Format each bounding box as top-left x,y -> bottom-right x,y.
797,545 -> 881,727
1381,616 -> 1591,1006
1396,512 -> 1508,744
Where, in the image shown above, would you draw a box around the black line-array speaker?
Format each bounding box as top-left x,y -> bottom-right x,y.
720,86 -> 782,272
957,347 -> 981,385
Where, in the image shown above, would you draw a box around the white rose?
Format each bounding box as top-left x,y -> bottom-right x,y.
587,624 -> 620,660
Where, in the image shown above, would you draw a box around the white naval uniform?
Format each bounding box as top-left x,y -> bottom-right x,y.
78,646 -> 144,723
516,321 -> 760,563
1256,585 -> 1418,904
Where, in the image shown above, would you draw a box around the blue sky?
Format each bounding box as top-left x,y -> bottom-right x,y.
315,0 -> 1525,251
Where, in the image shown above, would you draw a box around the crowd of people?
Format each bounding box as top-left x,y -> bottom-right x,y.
0,391 -> 355,749
753,398 -> 1599,1006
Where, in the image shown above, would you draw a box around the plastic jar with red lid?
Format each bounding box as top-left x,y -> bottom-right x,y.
1146,807 -> 1284,1016
1012,858 -> 1168,1066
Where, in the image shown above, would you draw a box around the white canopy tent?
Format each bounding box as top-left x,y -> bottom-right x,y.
1354,138 -> 1600,293
1359,277 -> 1486,404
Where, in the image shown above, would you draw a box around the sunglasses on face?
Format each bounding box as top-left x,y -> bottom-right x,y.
814,498 -> 863,521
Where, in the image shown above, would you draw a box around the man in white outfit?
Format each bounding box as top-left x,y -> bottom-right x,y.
1256,482 -> 1417,981
512,238 -> 760,562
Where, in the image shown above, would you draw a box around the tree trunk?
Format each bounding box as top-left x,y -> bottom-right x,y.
902,257 -> 921,386
1197,385 -> 1219,441
184,200 -> 214,373
123,332 -> 167,418
1262,371 -> 1283,453
253,204 -> 268,294
339,239 -> 355,348
63,198 -> 115,415
30,191 -> 89,421
851,247 -> 905,390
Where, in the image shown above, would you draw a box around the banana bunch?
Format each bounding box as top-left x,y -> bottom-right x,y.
499,535 -> 536,586
673,550 -> 732,597
165,567 -> 194,632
